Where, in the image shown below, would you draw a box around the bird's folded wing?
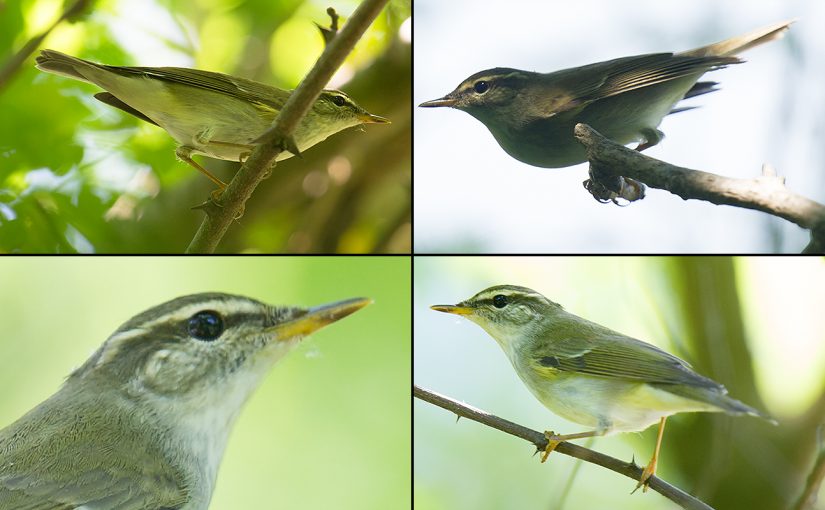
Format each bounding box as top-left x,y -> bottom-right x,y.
0,466 -> 188,510
534,53 -> 739,117
109,65 -> 290,110
0,472 -> 187,510
528,333 -> 723,389
0,412 -> 189,510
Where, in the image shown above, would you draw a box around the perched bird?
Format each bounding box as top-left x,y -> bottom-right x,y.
420,20 -> 793,168
432,284 -> 774,491
36,50 -> 389,191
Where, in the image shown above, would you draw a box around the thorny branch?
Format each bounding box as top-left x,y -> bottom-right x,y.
414,384 -> 715,510
186,0 -> 389,253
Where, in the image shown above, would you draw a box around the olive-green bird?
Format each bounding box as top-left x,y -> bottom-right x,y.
432,284 -> 774,491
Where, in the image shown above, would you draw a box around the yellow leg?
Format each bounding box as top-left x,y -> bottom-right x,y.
175,146 -> 228,193
634,416 -> 667,493
541,430 -> 603,463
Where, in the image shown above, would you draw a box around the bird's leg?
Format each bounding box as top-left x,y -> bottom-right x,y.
176,146 -> 227,199
541,429 -> 604,463
634,416 -> 667,493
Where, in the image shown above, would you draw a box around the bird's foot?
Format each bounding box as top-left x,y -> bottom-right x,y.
541,431 -> 563,463
632,455 -> 657,494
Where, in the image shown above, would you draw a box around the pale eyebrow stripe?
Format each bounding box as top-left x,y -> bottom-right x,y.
95,298 -> 263,368
95,327 -> 150,367
134,299 -> 263,330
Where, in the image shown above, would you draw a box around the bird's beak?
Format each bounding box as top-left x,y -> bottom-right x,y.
360,112 -> 391,124
269,297 -> 372,339
419,95 -> 457,108
430,304 -> 473,316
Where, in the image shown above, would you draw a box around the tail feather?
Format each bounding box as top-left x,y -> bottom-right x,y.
681,19 -> 795,58
661,383 -> 777,425
35,49 -> 96,83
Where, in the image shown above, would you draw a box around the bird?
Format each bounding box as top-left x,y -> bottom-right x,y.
0,292 -> 370,509
431,284 -> 774,491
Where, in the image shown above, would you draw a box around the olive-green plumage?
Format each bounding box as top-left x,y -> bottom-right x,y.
35,50 -> 389,189
432,284 -> 773,434
0,293 -> 370,509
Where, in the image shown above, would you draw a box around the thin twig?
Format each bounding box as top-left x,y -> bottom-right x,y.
792,425 -> 825,510
573,123 -> 825,253
185,0 -> 389,253
414,385 -> 715,510
0,0 -> 92,90
316,7 -> 341,45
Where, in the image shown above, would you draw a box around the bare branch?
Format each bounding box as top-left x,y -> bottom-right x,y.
574,123 -> 825,253
186,0 -> 389,253
414,384 -> 715,510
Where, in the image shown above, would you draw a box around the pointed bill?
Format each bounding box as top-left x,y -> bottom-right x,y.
430,304 -> 473,316
269,297 -> 372,340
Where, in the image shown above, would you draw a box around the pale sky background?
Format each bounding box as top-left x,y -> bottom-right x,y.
414,0 -> 824,253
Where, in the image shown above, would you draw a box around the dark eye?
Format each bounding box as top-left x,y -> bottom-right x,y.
188,310 -> 224,341
332,95 -> 347,107
492,294 -> 508,308
473,81 -> 489,94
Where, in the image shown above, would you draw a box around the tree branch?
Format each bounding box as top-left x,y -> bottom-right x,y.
574,123 -> 825,253
185,0 -> 389,253
414,384 -> 715,510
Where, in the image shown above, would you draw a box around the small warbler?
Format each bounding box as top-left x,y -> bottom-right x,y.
0,293 -> 371,509
36,50 -> 389,191
431,284 -> 774,491
420,20 -> 792,168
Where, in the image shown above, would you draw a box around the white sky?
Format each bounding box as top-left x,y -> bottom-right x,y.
414,0 -> 825,253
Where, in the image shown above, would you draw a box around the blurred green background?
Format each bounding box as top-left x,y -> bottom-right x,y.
0,256 -> 411,509
415,257 -> 825,510
0,0 -> 411,253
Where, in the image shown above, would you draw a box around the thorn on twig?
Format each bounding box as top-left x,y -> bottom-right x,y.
191,197 -> 222,215
252,129 -> 302,158
233,204 -> 245,221
282,134 -> 302,158
316,7 -> 340,45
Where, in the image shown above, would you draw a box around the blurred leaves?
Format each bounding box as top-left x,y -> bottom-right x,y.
0,0 -> 410,252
